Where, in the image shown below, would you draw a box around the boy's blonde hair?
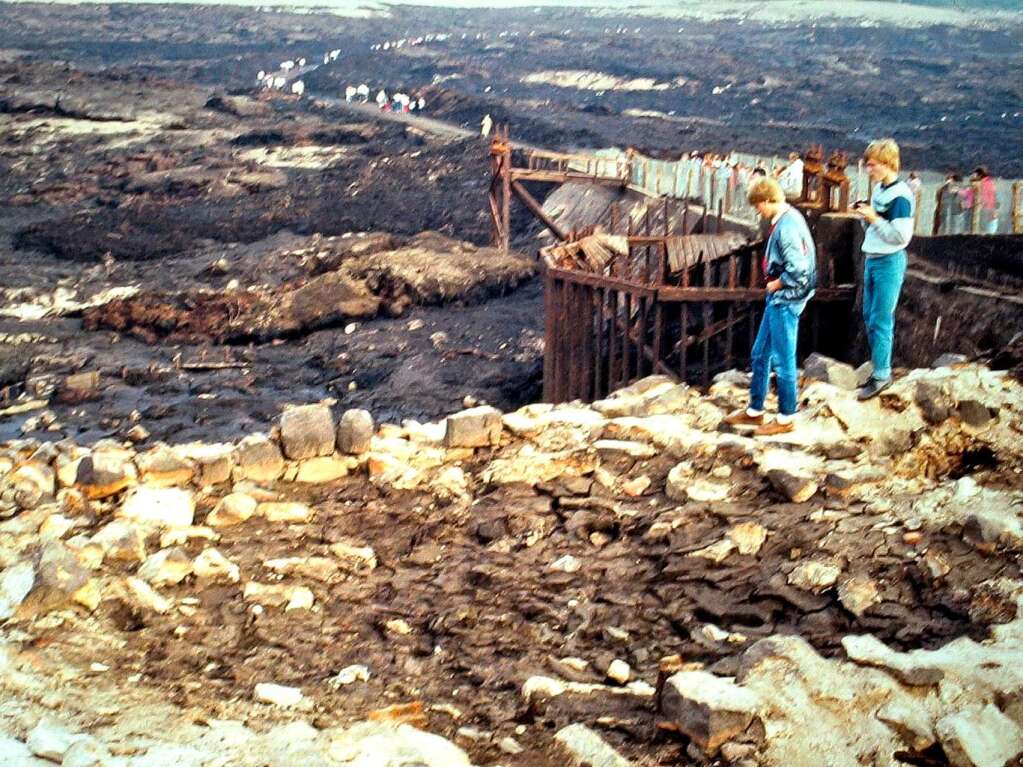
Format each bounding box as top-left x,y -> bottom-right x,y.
747,176 -> 785,205
864,138 -> 901,173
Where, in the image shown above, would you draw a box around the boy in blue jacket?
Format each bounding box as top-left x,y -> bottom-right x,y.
725,177 -> 816,436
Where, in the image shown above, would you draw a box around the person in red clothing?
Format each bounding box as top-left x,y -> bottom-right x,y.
972,166 -> 1000,234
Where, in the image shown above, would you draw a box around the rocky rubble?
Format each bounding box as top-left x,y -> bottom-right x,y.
0,361 -> 1022,765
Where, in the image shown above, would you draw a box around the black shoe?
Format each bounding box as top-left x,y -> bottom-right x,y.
857,377 -> 891,401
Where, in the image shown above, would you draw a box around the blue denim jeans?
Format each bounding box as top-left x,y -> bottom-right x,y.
862,250 -> 907,381
750,301 -> 803,416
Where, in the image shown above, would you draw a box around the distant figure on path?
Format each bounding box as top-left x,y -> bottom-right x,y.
907,171 -> 921,196
481,113 -> 493,137
937,173 -> 965,234
291,80 -> 305,97
376,89 -> 388,110
853,138 -> 914,400
723,177 -> 816,437
357,84 -> 370,102
345,85 -> 357,102
777,152 -> 804,196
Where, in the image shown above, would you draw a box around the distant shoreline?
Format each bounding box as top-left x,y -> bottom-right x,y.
1,0 -> 1021,29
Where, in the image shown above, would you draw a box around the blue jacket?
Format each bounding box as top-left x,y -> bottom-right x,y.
765,206 -> 816,306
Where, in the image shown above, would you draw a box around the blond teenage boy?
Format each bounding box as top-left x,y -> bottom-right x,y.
853,138 -> 914,400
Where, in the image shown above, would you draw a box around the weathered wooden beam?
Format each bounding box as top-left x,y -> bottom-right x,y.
501,149 -> 512,253
656,286 -> 854,302
509,169 -> 626,186
546,268 -> 657,295
510,180 -> 567,241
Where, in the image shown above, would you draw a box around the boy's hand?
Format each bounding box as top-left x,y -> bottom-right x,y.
854,204 -> 879,223
766,279 -> 783,293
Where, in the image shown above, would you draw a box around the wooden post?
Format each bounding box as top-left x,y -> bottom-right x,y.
501,137 -> 512,252
543,272 -> 556,402
511,180 -> 567,241
920,188 -> 928,236
1013,182 -> 1022,234
933,184 -> 945,236
971,181 -> 982,234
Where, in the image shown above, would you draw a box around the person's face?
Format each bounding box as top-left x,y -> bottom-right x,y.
866,159 -> 892,182
755,201 -> 772,220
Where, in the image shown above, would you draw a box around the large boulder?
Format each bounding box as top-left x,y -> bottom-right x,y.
554,724 -> 632,767
0,561 -> 35,621
75,451 -> 136,499
337,409 -> 374,454
936,704 -> 1023,767
22,542 -> 93,615
91,520 -> 147,563
279,404 -> 335,460
803,353 -> 858,390
136,446 -> 194,487
444,406 -> 503,448
234,434 -> 284,482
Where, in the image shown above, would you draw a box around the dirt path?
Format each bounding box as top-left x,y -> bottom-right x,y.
318,96 -> 543,152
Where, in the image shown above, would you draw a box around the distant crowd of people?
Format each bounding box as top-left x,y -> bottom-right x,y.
251,48 -> 432,115
370,33 -> 451,51
344,85 -> 427,113
936,167 -> 1000,234
627,148 -> 1005,236
255,48 -> 340,96
640,151 -> 802,207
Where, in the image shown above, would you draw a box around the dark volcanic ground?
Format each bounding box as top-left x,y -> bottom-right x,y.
0,59 -> 545,445
1,2 -> 1022,174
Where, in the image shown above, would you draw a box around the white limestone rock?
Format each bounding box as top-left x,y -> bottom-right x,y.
118,487 -> 195,529
254,682 -> 304,707
137,547 -> 193,586
206,493 -> 257,528
660,671 -> 761,753
0,560 -> 35,621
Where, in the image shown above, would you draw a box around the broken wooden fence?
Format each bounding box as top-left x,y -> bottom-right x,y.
542,225 -> 857,403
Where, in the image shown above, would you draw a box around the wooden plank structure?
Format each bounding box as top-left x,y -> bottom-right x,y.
488,129 -> 859,402
489,125 -> 632,251
542,228 -> 857,402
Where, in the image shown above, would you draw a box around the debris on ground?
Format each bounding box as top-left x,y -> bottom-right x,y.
1,362 -> 1022,765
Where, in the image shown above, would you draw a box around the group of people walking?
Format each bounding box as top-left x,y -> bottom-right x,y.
344,85 -> 426,114
725,139 -> 914,435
